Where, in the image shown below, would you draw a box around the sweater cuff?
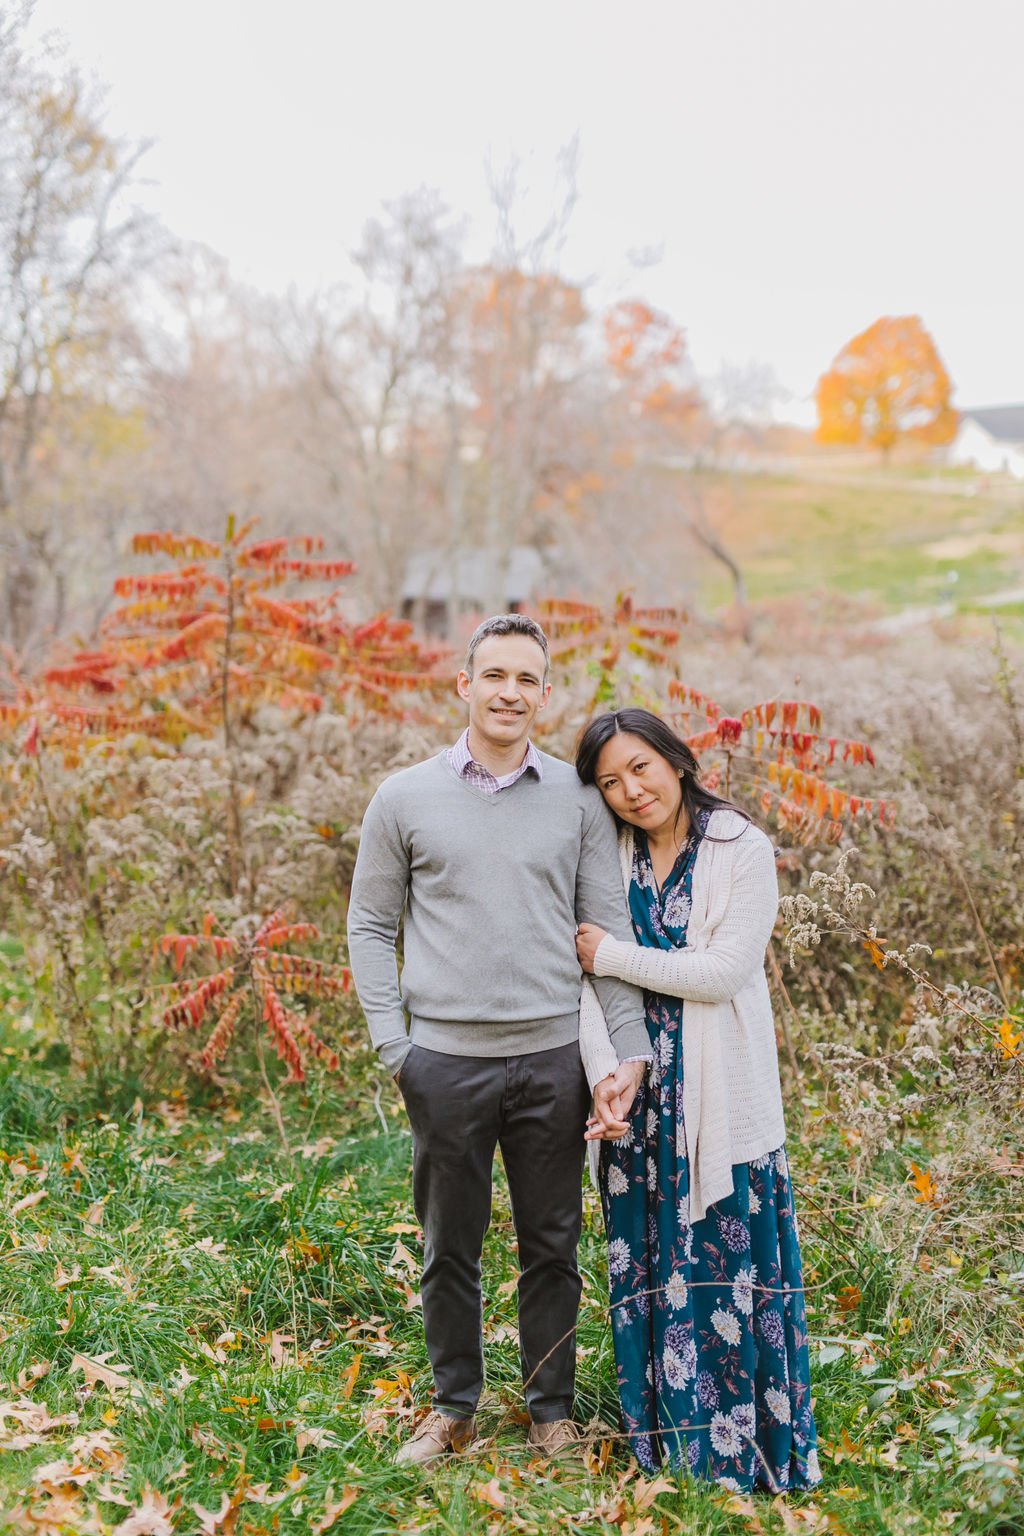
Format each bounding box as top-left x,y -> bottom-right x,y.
593,935 -> 633,979
379,1037 -> 412,1078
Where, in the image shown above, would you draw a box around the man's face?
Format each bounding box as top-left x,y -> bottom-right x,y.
457,634 -> 551,752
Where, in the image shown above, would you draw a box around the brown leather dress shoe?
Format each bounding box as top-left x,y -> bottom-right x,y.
526,1418 -> 584,1457
395,1410 -> 477,1469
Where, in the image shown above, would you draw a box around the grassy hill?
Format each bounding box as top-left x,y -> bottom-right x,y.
690,465 -> 1024,625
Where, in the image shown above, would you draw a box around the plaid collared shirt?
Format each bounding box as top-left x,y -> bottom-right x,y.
445,728 -> 543,794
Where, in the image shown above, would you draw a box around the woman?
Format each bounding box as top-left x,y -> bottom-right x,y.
575,708 -> 820,1493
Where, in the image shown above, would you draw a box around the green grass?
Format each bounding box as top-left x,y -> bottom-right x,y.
689,470 -> 1024,615
1,1022 -> 1022,1536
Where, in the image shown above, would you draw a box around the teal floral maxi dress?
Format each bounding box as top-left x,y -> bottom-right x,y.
599,817 -> 821,1492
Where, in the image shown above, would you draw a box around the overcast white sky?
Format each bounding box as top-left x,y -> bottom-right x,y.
29,0 -> 1024,421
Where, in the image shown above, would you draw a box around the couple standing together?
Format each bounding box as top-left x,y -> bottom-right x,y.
348,614 -> 820,1492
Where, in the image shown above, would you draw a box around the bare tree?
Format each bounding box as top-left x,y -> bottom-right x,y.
0,5 -> 154,653
468,143 -> 587,613
277,189 -> 466,608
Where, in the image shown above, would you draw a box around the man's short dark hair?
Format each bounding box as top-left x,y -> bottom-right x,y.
465,614 -> 550,681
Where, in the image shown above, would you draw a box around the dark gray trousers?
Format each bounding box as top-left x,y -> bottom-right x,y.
398,1039 -> 591,1422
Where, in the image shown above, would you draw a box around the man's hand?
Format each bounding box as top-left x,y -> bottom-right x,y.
576,922 -> 607,973
585,1060 -> 646,1141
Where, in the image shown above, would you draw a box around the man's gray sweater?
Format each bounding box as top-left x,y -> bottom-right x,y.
347,750 -> 649,1074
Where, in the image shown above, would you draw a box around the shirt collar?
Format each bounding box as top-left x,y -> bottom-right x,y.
450,728 -> 543,782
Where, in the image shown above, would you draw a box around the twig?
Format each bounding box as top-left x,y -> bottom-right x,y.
882,1206 -> 939,1328
372,1081 -> 389,1134
909,1207 -> 937,1272
256,1030 -> 290,1155
767,940 -> 810,1079
931,811 -> 1010,1012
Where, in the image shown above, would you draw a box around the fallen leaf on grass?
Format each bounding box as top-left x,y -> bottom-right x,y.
190,1238 -> 229,1263
312,1484 -> 359,1532
719,1494 -> 768,1533
69,1430 -> 124,1470
265,1330 -> 298,1369
339,1353 -> 361,1400
189,1425 -> 232,1461
82,1198 -> 107,1227
484,1321 -> 519,1345
111,1485 -> 177,1535
11,1189 -> 47,1216
369,1371 -> 412,1399
295,1425 -> 341,1453
823,1429 -> 865,1465
0,1398 -> 78,1448
89,1264 -> 136,1297
241,1481 -> 290,1507
69,1353 -> 137,1395
771,1495 -> 803,1533
584,1437 -> 613,1475
192,1487 -> 246,1534
472,1478 -> 506,1510
388,1238 -> 418,1273
16,1361 -> 51,1390
94,1481 -> 132,1507
53,1260 -> 81,1290
632,1475 -> 678,1510
33,1457 -> 98,1488
10,1487 -> 104,1534
361,1372 -> 416,1439
284,1233 -> 323,1265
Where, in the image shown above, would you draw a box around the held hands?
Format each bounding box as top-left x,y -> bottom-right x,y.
575,922 -> 607,973
584,1060 -> 646,1142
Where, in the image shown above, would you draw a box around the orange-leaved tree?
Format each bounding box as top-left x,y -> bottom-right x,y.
815,315 -> 957,459
603,299 -> 703,438
537,595 -> 689,712
666,681 -> 889,844
154,904 -> 351,1084
7,520 -> 450,743
5,517 -> 452,890
533,604 -> 886,846
0,519 -> 454,1092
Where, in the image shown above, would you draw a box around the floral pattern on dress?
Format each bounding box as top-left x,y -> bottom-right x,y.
601,816 -> 821,1491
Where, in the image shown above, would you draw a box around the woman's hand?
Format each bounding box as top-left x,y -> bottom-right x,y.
584,1060 -> 646,1140
576,922 -> 607,973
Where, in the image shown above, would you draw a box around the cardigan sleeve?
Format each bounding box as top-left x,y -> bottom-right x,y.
574,786 -> 651,1062
591,830 -> 779,1003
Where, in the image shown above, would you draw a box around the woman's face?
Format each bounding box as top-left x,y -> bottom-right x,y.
593,731 -> 684,840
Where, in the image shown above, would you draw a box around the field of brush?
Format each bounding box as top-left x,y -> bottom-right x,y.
2,471 -> 1024,1534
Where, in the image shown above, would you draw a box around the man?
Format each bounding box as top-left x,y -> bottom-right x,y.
347,614 -> 649,1467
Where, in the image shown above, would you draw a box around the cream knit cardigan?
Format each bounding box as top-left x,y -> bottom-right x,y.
579,808 -> 786,1222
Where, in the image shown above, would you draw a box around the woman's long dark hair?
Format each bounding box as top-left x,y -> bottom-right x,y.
575,707 -> 750,843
